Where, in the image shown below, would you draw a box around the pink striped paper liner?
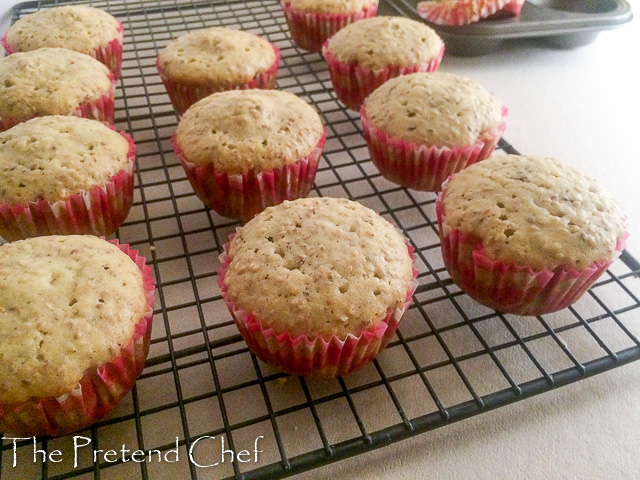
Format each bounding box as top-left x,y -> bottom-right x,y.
0,239 -> 155,437
2,20 -> 124,79
0,74 -> 116,132
322,44 -> 444,111
157,43 -> 281,116
0,130 -> 136,241
172,127 -> 326,221
417,0 -> 524,26
436,194 -> 628,316
281,0 -> 378,53
218,233 -> 419,378
361,104 -> 507,192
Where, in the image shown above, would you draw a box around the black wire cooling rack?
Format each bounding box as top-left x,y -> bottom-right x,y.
2,0 -> 640,479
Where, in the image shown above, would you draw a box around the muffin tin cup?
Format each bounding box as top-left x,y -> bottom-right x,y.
156,44 -> 281,116
1,20 -> 124,79
218,234 -> 419,378
360,104 -> 507,192
172,128 -> 326,222
0,130 -> 136,241
435,196 -> 629,316
416,0 -> 525,26
280,0 -> 378,53
322,45 -> 444,111
0,75 -> 116,132
0,240 -> 155,437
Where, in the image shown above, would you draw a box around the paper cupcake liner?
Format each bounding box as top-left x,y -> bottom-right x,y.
281,1 -> 378,53
218,233 -> 419,377
172,128 -> 326,221
0,76 -> 116,132
361,105 -> 507,192
157,43 -> 281,116
0,130 -> 136,241
322,45 -> 444,111
417,0 -> 525,26
0,240 -> 155,437
2,21 -> 124,79
436,196 -> 628,316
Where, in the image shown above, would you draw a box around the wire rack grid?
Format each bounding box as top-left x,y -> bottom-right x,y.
1,0 -> 640,479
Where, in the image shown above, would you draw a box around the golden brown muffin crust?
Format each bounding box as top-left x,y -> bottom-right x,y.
441,155 -> 626,270
0,236 -> 148,404
225,197 -> 414,338
286,0 -> 377,14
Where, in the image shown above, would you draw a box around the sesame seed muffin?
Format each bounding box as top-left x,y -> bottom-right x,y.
437,155 -> 628,316
361,72 -> 506,191
417,0 -> 524,26
173,89 -> 325,221
2,6 -> 124,78
0,48 -> 115,131
157,27 -> 280,115
322,16 -> 444,110
281,0 -> 378,53
0,116 -> 136,241
218,197 -> 418,377
0,235 -> 154,437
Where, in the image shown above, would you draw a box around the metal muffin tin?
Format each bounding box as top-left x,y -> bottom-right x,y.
386,0 -> 633,56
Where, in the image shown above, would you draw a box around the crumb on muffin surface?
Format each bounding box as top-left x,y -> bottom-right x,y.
364,72 -> 503,147
175,89 -> 324,174
0,235 -> 148,404
224,197 -> 414,338
157,27 -> 276,85
325,16 -> 443,71
440,155 -> 626,270
0,116 -> 131,204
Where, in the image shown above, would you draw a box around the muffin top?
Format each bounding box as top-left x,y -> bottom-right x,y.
286,0 -> 377,14
175,89 -> 324,174
0,48 -> 112,121
157,27 -> 276,85
440,155 -> 626,270
5,6 -> 121,55
0,235 -> 148,404
364,72 -> 503,147
0,116 -> 131,204
224,197 -> 414,338
325,16 -> 443,71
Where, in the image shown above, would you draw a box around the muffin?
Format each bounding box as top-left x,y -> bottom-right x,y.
157,27 -> 280,115
0,116 -> 136,241
281,0 -> 378,53
218,197 -> 418,377
417,0 -> 525,26
361,72 -> 506,192
436,155 -> 628,316
173,89 -> 325,221
0,48 -> 115,131
2,6 -> 124,78
0,235 -> 154,437
322,16 -> 444,110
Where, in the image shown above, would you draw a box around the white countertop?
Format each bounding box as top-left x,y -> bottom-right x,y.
1,1 -> 639,479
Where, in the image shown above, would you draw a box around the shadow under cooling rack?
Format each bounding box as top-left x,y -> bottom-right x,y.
1,0 -> 640,479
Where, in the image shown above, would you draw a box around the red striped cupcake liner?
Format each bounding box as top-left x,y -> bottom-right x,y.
436,194 -> 628,316
172,127 -> 326,221
360,105 -> 507,192
417,0 -> 525,26
0,74 -> 116,132
1,20 -> 124,79
0,239 -> 155,437
281,0 -> 378,53
0,129 -> 136,241
322,45 -> 444,111
218,233 -> 419,378
157,43 -> 281,116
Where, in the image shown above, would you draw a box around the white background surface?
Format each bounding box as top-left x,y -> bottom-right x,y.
1,0 -> 639,478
